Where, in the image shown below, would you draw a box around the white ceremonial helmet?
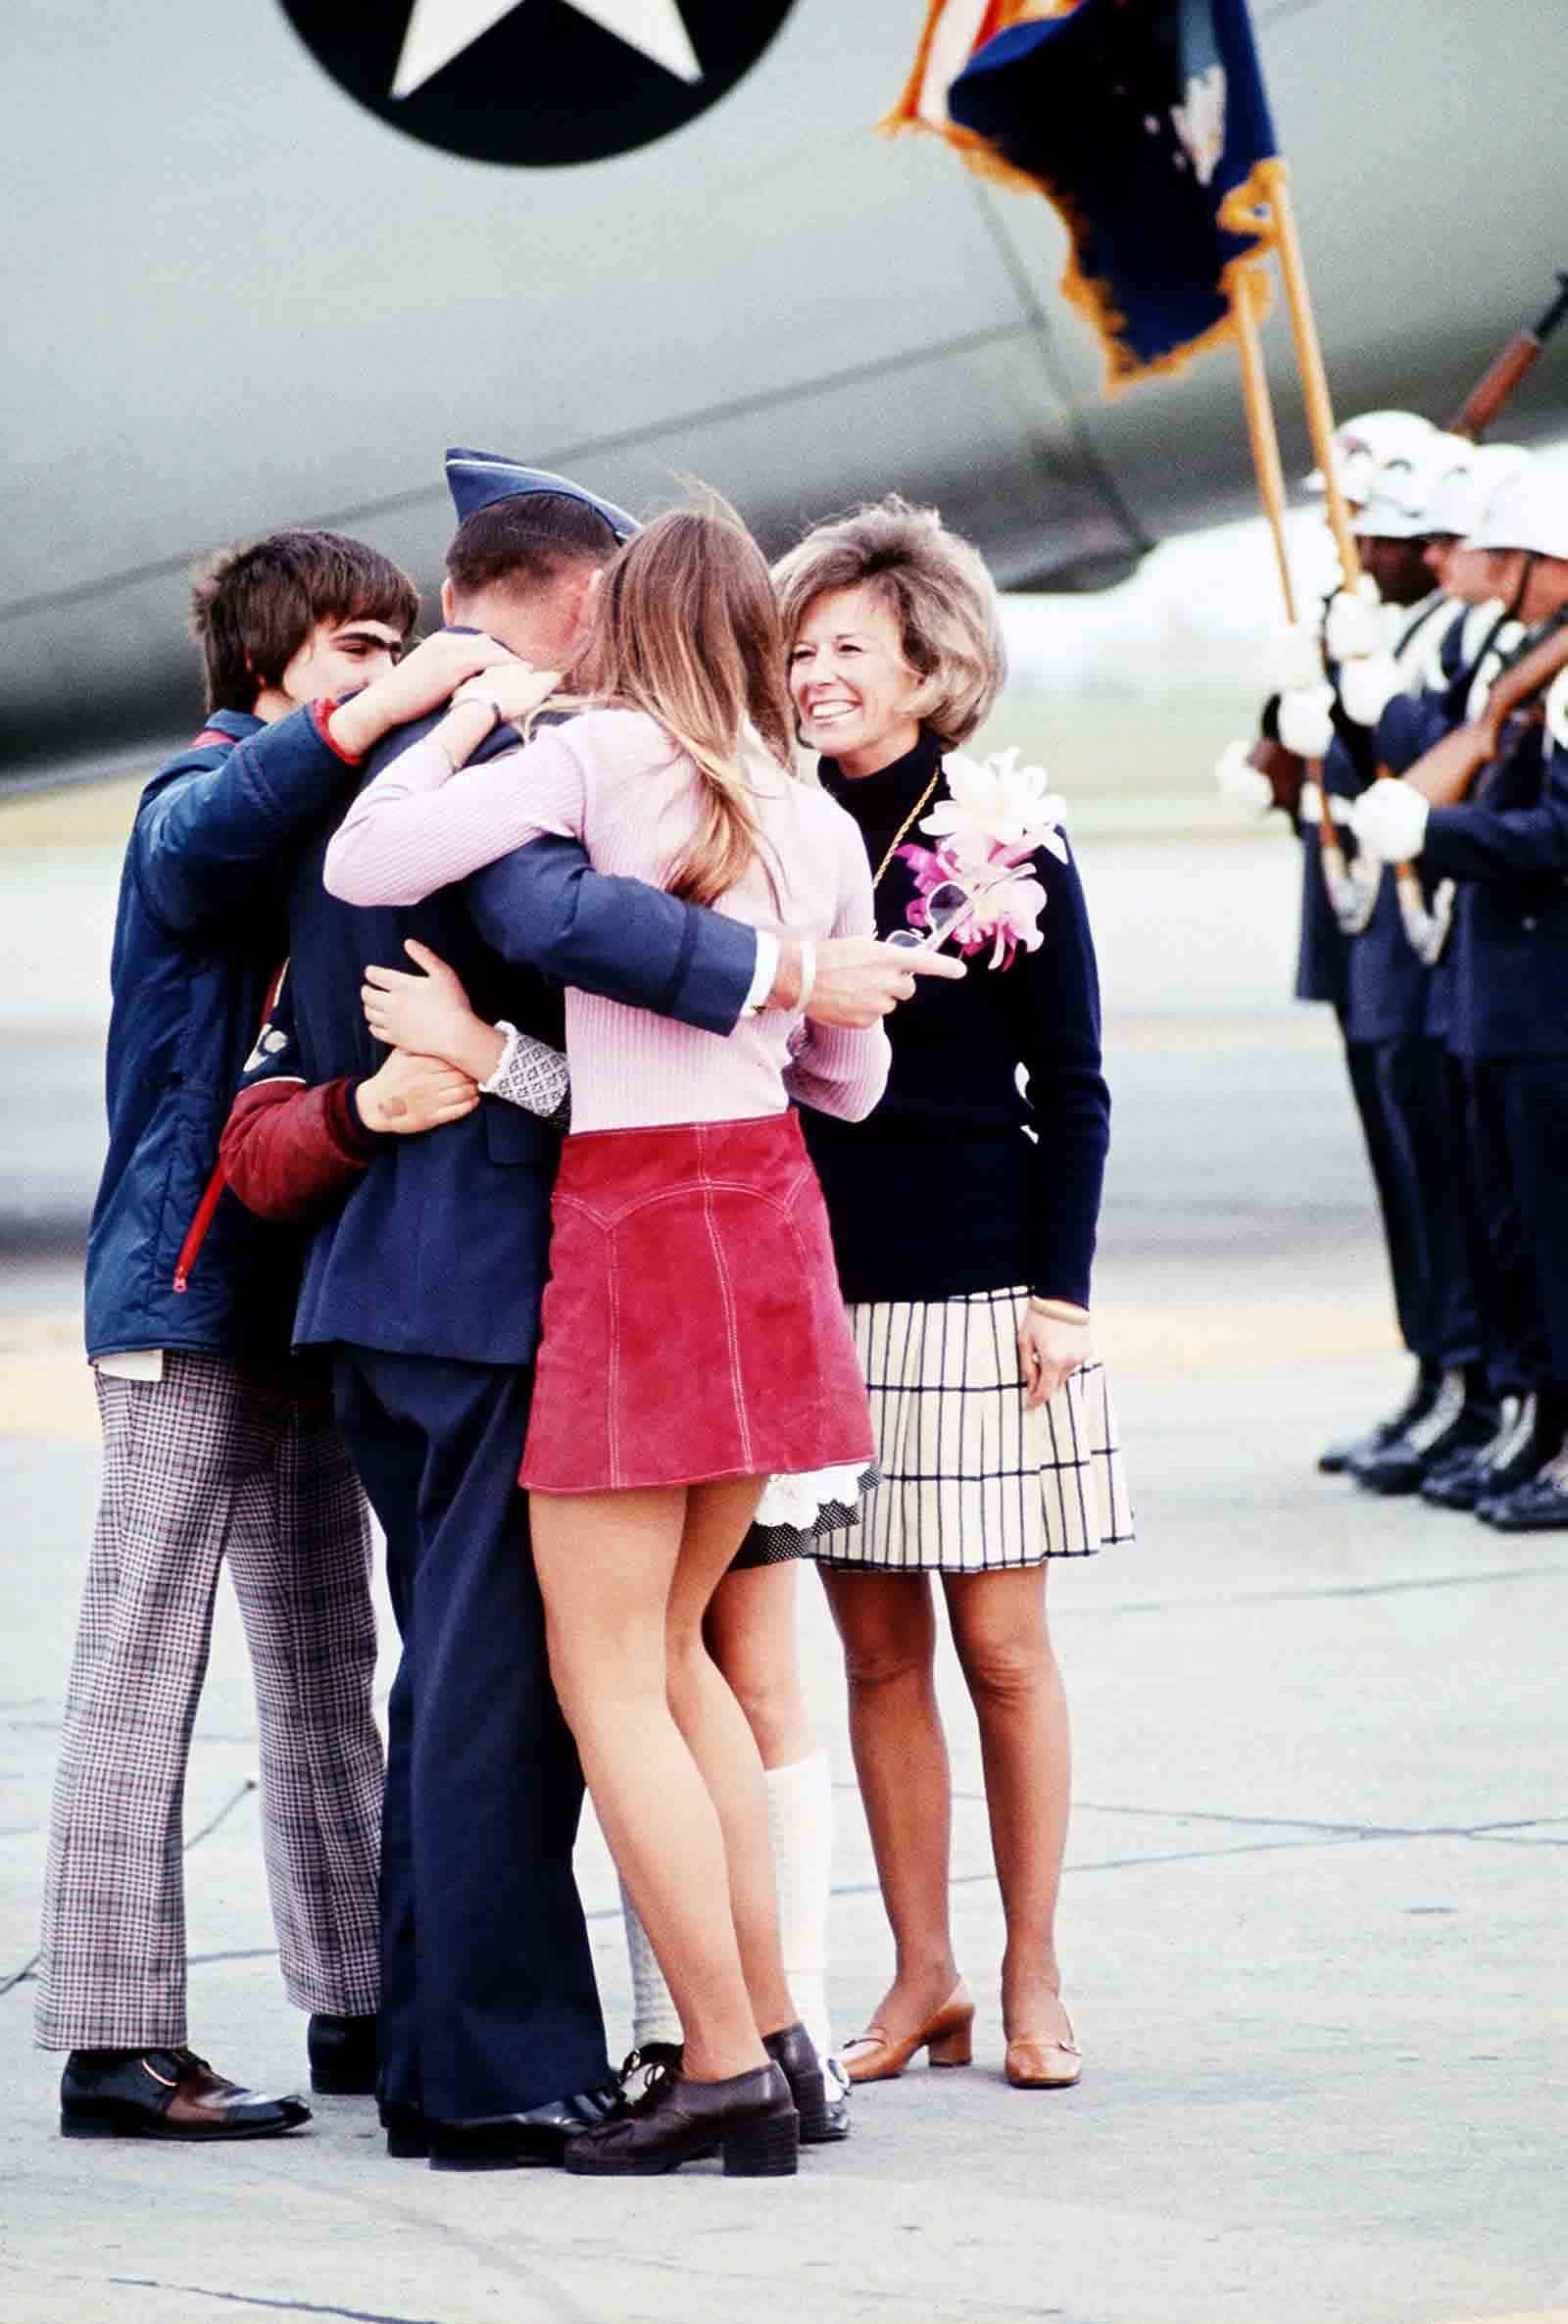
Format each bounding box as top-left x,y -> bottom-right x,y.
1355,438 -> 1461,540
1467,467 -> 1568,561
1424,442 -> 1533,540
1304,410 -> 1436,504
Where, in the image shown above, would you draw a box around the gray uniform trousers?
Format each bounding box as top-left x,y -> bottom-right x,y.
35,1351 -> 383,2050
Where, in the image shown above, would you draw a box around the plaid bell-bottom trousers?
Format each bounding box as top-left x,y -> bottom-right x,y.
34,1351 -> 383,2051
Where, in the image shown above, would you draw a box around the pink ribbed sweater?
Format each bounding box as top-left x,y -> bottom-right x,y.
324,708 -> 890,1133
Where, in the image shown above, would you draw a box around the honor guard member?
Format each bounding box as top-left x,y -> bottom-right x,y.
1317,449 -> 1494,1493
1352,467 -> 1568,1530
1214,413 -> 1463,1476
38,531 -> 440,2141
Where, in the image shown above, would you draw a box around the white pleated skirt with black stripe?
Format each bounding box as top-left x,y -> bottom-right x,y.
816,1286 -> 1134,1572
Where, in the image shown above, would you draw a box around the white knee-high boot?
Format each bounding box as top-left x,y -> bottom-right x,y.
618,1877 -> 682,2052
766,1749 -> 835,2068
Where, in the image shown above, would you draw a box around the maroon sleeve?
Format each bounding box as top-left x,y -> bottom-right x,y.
220,1078 -> 379,1224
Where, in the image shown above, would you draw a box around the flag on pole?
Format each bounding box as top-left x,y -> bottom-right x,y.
888,0 -> 1281,390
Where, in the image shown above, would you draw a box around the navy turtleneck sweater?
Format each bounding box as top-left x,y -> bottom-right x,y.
799,727 -> 1110,1309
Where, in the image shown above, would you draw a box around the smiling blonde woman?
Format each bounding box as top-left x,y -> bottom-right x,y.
773,497 -> 1134,2093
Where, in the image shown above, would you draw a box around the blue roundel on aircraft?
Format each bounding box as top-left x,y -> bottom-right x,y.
277,0 -> 800,166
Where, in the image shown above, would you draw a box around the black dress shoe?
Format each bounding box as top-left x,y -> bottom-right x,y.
307,2012 -> 377,2097
565,2058 -> 797,2178
1477,1459 -> 1568,1532
1354,1371 -> 1497,1496
762,2021 -> 850,2144
379,2099 -> 429,2159
427,2088 -> 624,2172
60,2048 -> 311,2142
1319,1367 -> 1438,1474
1424,1396 -> 1541,1510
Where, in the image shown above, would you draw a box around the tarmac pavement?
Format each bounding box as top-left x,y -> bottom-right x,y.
1,817 -> 1564,2324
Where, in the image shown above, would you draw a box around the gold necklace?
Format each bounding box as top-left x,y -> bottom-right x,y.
871,770 -> 941,889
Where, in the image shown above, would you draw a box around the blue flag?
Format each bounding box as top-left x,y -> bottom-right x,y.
946,0 -> 1280,387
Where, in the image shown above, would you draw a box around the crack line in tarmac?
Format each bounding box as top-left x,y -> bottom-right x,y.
111,2286 -> 444,2324
1065,1560 -> 1567,1618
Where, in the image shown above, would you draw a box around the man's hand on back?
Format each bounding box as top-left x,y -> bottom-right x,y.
327,632 -> 520,763
355,1050 -> 480,1136
770,936 -> 965,1029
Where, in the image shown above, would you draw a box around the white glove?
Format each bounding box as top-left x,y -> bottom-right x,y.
1323,577 -> 1384,665
1349,781 -> 1430,862
1338,652 -> 1402,729
1260,622 -> 1326,698
1213,738 -> 1274,812
1277,683 -> 1336,760
1545,668 -> 1568,754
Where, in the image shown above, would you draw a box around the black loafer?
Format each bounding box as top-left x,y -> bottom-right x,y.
307,2012 -> 377,2097
61,2048 -> 311,2142
763,2021 -> 850,2144
427,2087 -> 623,2172
565,2060 -> 797,2178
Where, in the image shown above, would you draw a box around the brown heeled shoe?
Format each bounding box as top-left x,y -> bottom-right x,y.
1004,2007 -> 1082,2091
841,1983 -> 974,2084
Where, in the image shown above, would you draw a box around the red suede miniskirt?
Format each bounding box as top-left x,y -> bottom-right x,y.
520,1112 -> 874,1495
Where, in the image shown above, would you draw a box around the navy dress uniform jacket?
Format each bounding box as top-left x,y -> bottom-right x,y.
270,700 -> 760,1366
1425,725 -> 1568,1060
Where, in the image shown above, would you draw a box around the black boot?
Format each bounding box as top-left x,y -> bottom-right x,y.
1319,1364 -> 1438,1475
1354,1369 -> 1497,1496
307,2013 -> 377,2097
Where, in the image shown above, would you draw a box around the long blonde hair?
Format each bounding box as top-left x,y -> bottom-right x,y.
562,504 -> 797,907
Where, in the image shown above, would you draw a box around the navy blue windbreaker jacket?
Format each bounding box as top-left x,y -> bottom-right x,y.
84,705 -> 367,1360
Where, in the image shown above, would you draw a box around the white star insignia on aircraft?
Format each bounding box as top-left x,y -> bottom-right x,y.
392,0 -> 703,101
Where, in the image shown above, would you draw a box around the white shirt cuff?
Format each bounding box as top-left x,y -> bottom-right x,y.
743,931 -> 779,1015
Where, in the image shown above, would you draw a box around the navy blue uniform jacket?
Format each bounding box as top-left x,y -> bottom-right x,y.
265,700 -> 760,1367
1424,721 -> 1568,1060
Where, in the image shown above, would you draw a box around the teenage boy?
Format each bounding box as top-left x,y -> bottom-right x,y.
40,530 -> 514,2142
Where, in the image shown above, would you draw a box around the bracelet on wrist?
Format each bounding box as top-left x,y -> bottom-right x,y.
1028,1296 -> 1091,1324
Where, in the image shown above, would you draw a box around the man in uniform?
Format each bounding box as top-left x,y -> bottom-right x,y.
213,451 -> 950,2167
1351,468 -> 1568,1530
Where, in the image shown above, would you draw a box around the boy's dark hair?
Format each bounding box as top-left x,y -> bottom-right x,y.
190,529 -> 420,713
445,491 -> 619,602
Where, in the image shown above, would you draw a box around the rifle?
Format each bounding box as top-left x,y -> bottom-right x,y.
1446,272 -> 1568,441
1403,620 -> 1568,807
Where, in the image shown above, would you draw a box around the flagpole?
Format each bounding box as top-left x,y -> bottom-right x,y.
1256,157 -> 1361,591
1230,262 -> 1297,626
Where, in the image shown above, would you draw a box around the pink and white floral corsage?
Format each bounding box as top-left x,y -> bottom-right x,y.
898,747 -> 1069,969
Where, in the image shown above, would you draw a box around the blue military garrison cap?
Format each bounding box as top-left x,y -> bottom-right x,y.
444,446 -> 639,541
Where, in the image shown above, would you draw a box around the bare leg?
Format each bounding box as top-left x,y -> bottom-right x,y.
665,1483 -> 796,2044
822,1568 -> 959,2037
529,1483 -> 767,2083
705,1563 -> 812,1770
945,1565 -> 1072,2044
